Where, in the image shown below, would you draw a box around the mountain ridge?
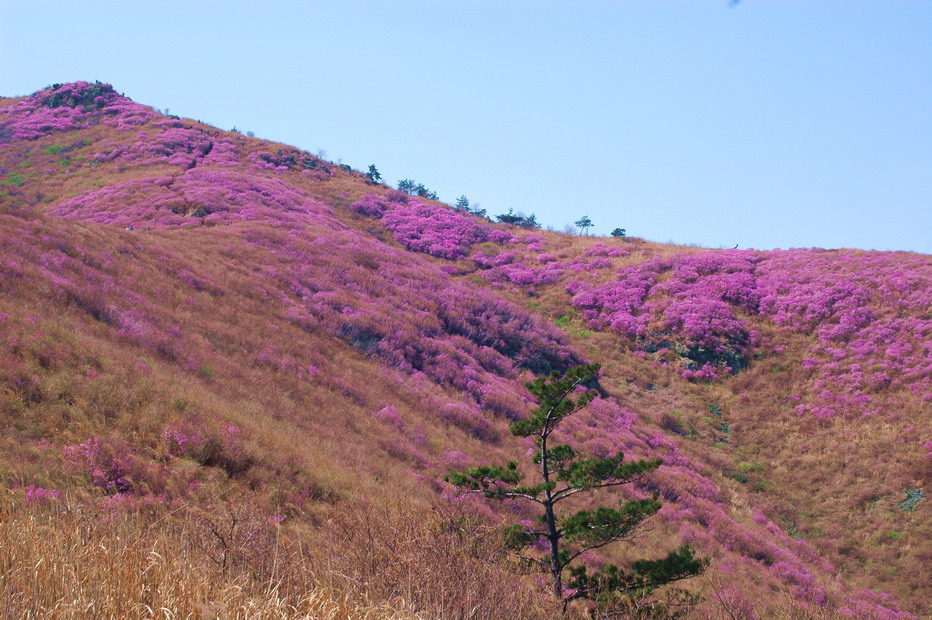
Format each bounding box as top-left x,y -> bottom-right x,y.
0,81 -> 928,618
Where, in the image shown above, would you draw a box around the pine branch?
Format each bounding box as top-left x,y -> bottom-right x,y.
462,487 -> 545,504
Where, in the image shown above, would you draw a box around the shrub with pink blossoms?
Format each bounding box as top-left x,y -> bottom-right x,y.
23,485 -> 61,506
248,149 -> 331,176
487,229 -> 514,244
382,201 -> 490,259
0,81 -> 159,143
757,250 -> 932,418
62,437 -> 174,497
372,404 -> 404,428
350,194 -> 389,217
472,251 -> 566,287
161,417 -> 251,477
62,437 -> 132,494
571,246 -> 931,408
51,168 -> 322,229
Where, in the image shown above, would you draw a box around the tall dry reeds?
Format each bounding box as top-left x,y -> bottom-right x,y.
0,493 -> 552,619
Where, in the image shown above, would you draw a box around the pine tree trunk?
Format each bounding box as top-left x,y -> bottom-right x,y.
546,501 -> 562,599
541,424 -> 563,600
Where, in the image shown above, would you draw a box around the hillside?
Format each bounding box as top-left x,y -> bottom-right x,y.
0,81 -> 928,618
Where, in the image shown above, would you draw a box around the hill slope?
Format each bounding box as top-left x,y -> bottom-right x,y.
0,81 -> 928,618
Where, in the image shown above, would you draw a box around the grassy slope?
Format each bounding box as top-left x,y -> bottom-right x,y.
0,82 -> 928,618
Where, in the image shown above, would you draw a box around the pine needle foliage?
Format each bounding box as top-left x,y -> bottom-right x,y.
447,363 -> 707,607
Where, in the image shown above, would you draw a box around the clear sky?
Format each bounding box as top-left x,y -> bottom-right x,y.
2,1 -> 930,253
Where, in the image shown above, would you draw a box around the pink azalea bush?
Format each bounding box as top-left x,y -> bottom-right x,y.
23,485 -> 61,505
0,81 -> 158,142
569,248 -> 931,415
161,417 -> 250,476
51,169 -> 323,228
381,200 -> 491,259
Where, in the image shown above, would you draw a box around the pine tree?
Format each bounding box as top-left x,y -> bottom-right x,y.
575,215 -> 593,235
366,164 -> 382,184
447,363 -> 706,608
496,208 -> 524,226
397,179 -> 417,195
495,208 -> 540,228
518,213 -> 541,229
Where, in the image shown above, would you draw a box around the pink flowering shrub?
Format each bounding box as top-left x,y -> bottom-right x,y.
63,437 -> 169,496
840,589 -> 917,619
99,126 -> 242,169
350,193 -> 389,217
23,485 -> 61,506
372,404 -> 405,428
477,383 -> 531,421
249,150 -> 291,173
50,168 -> 323,228
0,81 -> 158,142
248,149 -> 331,176
472,251 -> 566,287
570,258 -> 663,337
0,82 -> 245,173
583,243 -> 628,258
680,362 -> 721,381
62,437 -> 132,494
757,250 -> 932,418
381,201 -> 490,259
569,246 -> 931,414
161,417 -> 251,477
435,284 -> 578,375
125,127 -> 212,168
252,226 -> 578,413
569,248 -> 932,403
487,229 -> 513,244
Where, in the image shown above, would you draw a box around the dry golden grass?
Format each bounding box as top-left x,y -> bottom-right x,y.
1,502 -> 375,619
0,494 -> 552,620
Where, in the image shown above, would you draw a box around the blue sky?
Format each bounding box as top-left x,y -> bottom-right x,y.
2,0 -> 930,253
